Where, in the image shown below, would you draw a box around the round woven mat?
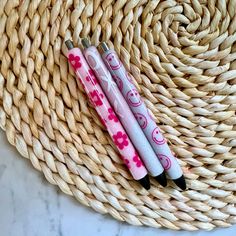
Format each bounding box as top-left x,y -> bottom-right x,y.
1,0 -> 236,231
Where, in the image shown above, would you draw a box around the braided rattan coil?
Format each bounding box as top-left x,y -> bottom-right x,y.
1,0 -> 236,231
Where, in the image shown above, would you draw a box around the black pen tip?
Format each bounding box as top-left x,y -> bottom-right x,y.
174,175 -> 187,190
155,171 -> 167,187
139,175 -> 150,190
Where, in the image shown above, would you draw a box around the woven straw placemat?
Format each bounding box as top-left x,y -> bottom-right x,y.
1,0 -> 236,231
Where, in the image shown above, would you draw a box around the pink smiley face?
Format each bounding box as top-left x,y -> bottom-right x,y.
152,127 -> 166,145
126,89 -> 142,107
105,52 -> 121,70
113,76 -> 123,91
134,113 -> 148,129
158,154 -> 172,170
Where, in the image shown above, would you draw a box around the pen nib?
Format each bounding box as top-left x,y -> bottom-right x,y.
174,175 -> 187,190
138,175 -> 150,190
155,171 -> 167,187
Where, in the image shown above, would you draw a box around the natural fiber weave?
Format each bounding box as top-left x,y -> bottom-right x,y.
0,0 -> 236,231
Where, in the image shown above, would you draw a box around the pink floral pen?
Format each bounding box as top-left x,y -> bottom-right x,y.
65,40 -> 150,189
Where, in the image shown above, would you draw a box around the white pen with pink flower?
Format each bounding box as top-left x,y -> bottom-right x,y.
65,40 -> 150,190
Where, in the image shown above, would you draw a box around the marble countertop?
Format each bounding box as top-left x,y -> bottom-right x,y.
1,130 -> 236,236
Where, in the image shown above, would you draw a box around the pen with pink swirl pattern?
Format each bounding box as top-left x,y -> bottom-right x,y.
100,42 -> 186,190
65,40 -> 150,189
82,39 -> 167,187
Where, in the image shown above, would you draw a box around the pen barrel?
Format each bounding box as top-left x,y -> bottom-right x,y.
102,49 -> 183,180
84,46 -> 164,177
67,48 -> 148,180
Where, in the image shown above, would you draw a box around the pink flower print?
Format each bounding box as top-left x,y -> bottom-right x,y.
68,54 -> 82,70
108,108 -> 118,122
86,69 -> 97,85
120,156 -> 131,169
133,153 -> 143,168
89,90 -> 104,106
112,131 -> 129,150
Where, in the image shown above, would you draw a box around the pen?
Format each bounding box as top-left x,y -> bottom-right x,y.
100,42 -> 186,190
65,40 -> 150,189
82,39 -> 167,187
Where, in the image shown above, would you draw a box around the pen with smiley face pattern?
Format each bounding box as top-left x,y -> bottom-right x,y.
65,40 -> 150,190
82,39 -> 167,187
100,42 -> 186,190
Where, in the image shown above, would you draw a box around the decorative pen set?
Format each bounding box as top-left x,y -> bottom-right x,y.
65,39 -> 186,190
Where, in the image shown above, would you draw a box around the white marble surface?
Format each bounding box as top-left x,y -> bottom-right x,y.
1,129 -> 236,236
